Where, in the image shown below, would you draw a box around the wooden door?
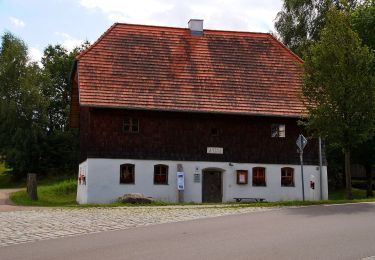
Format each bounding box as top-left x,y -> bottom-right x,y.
202,171 -> 222,203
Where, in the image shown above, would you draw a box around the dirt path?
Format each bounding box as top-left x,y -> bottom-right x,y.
0,188 -> 37,212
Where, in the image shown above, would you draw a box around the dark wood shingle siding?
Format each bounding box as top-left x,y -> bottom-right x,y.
79,108 -> 322,165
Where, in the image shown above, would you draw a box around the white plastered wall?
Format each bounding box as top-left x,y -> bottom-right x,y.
76,158 -> 328,204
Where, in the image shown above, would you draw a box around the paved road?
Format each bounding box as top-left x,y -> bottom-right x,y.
1,203 -> 375,260
0,205 -> 270,247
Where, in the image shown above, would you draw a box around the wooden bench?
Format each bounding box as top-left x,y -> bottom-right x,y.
234,198 -> 266,203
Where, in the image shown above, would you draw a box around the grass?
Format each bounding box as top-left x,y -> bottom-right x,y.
328,188 -> 369,200
9,177 -> 375,208
10,179 -> 78,206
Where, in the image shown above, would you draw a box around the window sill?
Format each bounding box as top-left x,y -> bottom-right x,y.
154,183 -> 169,185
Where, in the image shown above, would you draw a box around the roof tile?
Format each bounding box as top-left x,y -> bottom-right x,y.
77,23 -> 305,117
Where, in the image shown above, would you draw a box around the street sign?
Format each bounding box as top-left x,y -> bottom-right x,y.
296,134 -> 307,201
296,134 -> 307,152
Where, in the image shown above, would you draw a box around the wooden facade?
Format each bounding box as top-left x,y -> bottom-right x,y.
79,107 -> 322,165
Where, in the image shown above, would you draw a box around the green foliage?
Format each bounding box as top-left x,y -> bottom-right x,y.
351,0 -> 375,49
303,7 -> 375,149
303,7 -> 375,199
0,162 -> 23,188
0,162 -> 8,174
39,43 -> 81,175
41,41 -> 89,132
0,32 -> 48,177
274,0 -> 358,58
0,32 -> 88,180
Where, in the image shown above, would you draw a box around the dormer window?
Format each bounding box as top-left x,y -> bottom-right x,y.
271,124 -> 285,138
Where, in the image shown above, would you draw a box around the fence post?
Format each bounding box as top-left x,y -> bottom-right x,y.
27,173 -> 38,201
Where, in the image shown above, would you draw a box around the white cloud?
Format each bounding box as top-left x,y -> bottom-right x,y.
9,16 -> 25,28
29,47 -> 43,64
79,0 -> 282,32
54,32 -> 83,51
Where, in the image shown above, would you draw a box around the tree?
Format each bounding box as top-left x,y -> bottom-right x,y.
351,0 -> 375,49
38,42 -> 89,175
351,0 -> 375,196
275,0 -> 358,58
0,32 -> 47,177
351,0 -> 375,197
352,139 -> 375,197
302,7 -> 375,199
0,31 -> 89,179
41,41 -> 89,132
38,43 -> 84,174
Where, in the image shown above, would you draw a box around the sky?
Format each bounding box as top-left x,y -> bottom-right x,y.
0,0 -> 283,63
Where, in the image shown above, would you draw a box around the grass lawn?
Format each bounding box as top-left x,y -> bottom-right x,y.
9,176 -> 375,208
328,188 -> 370,200
10,179 -> 78,206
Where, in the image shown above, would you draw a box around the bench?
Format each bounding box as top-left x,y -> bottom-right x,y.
234,198 -> 266,203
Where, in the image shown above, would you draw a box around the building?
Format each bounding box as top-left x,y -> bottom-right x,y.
70,20 -> 328,204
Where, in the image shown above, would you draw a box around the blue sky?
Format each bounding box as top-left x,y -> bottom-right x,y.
0,0 -> 282,62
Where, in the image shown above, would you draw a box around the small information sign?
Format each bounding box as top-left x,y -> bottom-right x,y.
207,147 -> 223,154
177,172 -> 185,190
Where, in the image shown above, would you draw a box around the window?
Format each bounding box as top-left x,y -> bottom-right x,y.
252,167 -> 266,186
123,117 -> 139,133
271,124 -> 285,138
154,164 -> 168,185
120,164 -> 135,184
236,170 -> 248,184
281,167 -> 294,187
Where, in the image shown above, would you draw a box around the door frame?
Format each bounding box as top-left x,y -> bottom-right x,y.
202,168 -> 224,203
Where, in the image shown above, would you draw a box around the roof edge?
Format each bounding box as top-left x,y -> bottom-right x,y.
75,22 -> 303,62
112,22 -> 271,36
79,103 -> 304,119
267,34 -> 304,64
76,23 -> 118,60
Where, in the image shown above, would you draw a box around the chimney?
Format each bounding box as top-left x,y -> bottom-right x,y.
188,19 -> 203,36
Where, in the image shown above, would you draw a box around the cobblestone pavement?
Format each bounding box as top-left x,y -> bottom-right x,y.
0,206 -> 273,247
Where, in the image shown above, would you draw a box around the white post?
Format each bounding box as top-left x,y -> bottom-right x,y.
300,150 -> 305,201
319,137 -> 323,200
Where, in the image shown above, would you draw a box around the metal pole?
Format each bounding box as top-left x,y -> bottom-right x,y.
300,150 -> 305,201
319,137 -> 323,200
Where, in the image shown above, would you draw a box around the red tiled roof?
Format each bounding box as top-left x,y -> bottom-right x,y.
76,23 -> 305,117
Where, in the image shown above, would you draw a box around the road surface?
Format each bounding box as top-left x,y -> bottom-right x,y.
1,202 -> 375,260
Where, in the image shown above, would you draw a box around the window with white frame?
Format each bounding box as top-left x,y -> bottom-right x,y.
271,124 -> 285,138
281,167 -> 294,187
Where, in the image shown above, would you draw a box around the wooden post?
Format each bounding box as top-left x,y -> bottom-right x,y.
27,173 -> 38,201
